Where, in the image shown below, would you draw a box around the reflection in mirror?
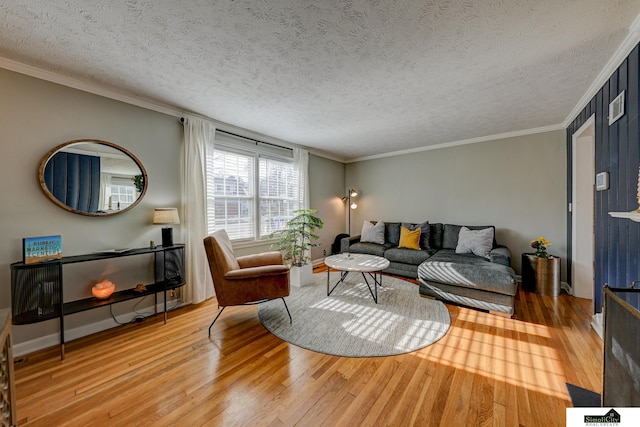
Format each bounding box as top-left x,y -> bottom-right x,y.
38,139 -> 147,216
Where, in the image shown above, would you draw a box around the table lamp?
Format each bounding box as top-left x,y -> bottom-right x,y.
153,208 -> 180,247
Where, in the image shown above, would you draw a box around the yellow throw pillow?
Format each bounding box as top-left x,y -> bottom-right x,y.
398,226 -> 421,250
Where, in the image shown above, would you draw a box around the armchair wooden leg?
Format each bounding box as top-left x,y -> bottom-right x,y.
208,306 -> 226,336
281,298 -> 292,324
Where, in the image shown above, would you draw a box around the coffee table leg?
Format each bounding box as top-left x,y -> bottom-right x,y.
328,270 -> 350,296
374,272 -> 378,302
361,272 -> 378,303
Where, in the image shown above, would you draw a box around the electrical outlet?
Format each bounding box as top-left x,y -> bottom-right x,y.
323,249 -> 327,256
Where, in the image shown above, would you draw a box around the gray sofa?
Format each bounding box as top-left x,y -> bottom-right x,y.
340,222 -> 517,317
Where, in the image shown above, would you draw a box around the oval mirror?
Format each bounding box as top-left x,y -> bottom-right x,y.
38,139 -> 148,216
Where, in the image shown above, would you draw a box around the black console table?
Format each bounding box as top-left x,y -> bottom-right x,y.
10,244 -> 185,359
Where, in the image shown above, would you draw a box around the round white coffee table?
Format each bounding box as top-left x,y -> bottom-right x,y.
324,253 -> 390,303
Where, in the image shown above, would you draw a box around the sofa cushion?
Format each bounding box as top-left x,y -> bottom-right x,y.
402,221 -> 430,249
443,224 -> 496,250
385,261 -> 420,278
347,242 -> 391,257
419,280 -> 515,315
455,226 -> 494,258
429,223 -> 444,249
340,235 -> 361,254
361,220 -> 385,244
385,222 -> 401,246
418,249 -> 516,296
489,246 -> 511,266
384,247 -> 432,265
398,226 -> 421,249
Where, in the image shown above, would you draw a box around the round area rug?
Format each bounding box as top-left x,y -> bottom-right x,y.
258,272 -> 450,357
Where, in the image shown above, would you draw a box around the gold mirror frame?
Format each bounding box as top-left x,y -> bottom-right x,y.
38,139 -> 148,217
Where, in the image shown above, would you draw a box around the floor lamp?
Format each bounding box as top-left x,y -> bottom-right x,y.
345,189 -> 357,235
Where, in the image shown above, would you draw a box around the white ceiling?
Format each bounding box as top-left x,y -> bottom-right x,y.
1,1 -> 640,161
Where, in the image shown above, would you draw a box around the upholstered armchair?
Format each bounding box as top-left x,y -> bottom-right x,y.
203,229 -> 291,335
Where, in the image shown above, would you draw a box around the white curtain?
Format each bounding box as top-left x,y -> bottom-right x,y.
294,147 -> 309,210
182,116 -> 215,304
293,148 -> 311,261
99,173 -> 111,211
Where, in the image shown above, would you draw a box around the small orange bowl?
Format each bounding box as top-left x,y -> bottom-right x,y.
92,279 -> 115,299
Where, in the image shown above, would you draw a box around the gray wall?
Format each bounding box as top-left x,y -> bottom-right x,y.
0,68 -> 345,347
0,68 -> 183,344
308,154 -> 346,260
345,130 -> 567,278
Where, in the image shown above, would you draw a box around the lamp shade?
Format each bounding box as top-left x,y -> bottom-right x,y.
153,208 -> 180,225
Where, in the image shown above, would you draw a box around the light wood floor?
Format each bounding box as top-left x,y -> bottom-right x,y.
14,268 -> 602,426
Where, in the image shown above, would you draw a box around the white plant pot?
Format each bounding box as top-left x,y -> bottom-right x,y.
290,263 -> 314,287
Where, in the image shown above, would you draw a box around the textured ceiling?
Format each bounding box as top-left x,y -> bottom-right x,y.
1,1 -> 639,160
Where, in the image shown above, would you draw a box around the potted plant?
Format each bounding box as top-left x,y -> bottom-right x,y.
522,236 -> 560,296
132,174 -> 145,194
530,236 -> 551,258
271,209 -> 324,287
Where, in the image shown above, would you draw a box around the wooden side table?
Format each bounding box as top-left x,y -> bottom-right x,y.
521,253 -> 561,296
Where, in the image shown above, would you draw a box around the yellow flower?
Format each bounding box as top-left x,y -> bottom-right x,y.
531,236 -> 551,258
531,236 -> 551,246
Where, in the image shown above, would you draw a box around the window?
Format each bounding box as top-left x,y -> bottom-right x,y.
205,144 -> 300,242
100,176 -> 136,211
207,150 -> 254,240
259,156 -> 298,238
110,183 -> 136,210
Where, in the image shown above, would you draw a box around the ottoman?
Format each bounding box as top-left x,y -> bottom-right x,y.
417,249 -> 517,317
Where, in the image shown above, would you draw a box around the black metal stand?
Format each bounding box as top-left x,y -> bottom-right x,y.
326,268 -> 382,303
10,245 -> 185,360
208,297 -> 292,336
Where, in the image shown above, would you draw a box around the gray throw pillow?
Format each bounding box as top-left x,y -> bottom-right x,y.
385,222 -> 402,246
361,220 -> 385,244
455,226 -> 494,258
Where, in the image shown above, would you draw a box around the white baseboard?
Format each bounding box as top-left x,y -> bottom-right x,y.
13,299 -> 184,357
591,312 -> 604,340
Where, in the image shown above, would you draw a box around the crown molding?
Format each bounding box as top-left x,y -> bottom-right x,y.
345,124 -> 564,163
0,56 -> 184,117
563,13 -> 640,127
0,56 -> 346,162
